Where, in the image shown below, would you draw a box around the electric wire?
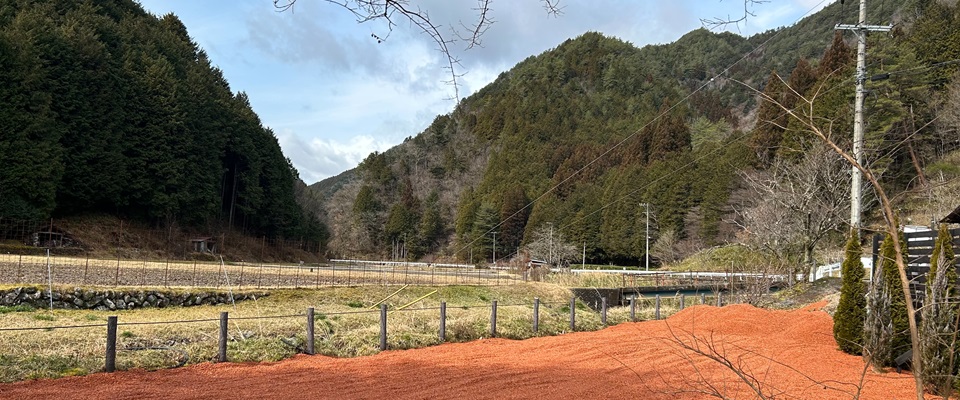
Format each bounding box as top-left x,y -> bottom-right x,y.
454,0 -> 832,256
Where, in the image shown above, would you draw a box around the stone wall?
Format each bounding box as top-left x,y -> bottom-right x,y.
0,286 -> 269,310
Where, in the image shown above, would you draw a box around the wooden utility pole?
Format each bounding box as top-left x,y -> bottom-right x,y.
835,0 -> 891,228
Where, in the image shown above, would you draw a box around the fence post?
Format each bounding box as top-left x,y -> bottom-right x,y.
655,295 -> 661,320
306,307 -> 315,355
379,303 -> 388,351
439,301 -> 446,342
490,300 -> 498,338
717,292 -> 723,307
533,298 -> 540,334
105,316 -> 117,372
569,297 -> 576,332
219,311 -> 228,362
601,297 -> 607,326
700,293 -> 706,305
680,294 -> 685,310
630,298 -> 636,322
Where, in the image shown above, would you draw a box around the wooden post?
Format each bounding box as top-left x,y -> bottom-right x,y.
379,304 -> 388,351
680,294 -> 685,310
569,297 -> 576,332
630,297 -> 636,322
83,254 -> 90,285
219,312 -> 228,362
601,297 -> 607,326
306,307 -> 315,355
717,292 -> 723,307
655,295 -> 662,320
533,298 -> 540,334
439,301 -> 446,342
192,260 -> 198,287
701,293 -> 706,305
105,316 -> 117,372
490,300 -> 498,338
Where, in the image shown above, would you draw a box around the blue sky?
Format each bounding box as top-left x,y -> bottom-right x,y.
136,0 -> 832,184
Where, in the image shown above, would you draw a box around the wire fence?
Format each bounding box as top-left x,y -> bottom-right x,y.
0,251 -> 522,289
0,292 -> 746,378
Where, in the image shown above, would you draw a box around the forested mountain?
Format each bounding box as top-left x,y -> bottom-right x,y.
0,0 -> 327,243
315,0 -> 960,265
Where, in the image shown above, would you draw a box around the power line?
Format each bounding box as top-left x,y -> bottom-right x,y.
453,0 -> 833,258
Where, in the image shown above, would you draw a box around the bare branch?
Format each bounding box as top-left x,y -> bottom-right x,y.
273,0 -> 563,102
700,0 -> 769,33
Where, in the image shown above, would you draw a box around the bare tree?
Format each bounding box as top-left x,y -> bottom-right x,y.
751,74 -> 928,399
524,223 -> 577,267
272,0 -> 562,101
736,143 -> 849,282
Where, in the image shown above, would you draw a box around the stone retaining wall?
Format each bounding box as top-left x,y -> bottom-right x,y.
0,286 -> 268,310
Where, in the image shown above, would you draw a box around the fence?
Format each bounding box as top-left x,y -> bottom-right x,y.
902,227 -> 960,305
0,252 -> 520,289
0,292 -> 735,378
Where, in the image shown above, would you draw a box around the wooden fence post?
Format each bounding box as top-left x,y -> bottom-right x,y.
533,298 -> 540,334
379,304 -> 387,351
717,292 -> 723,307
569,297 -> 576,332
680,294 -> 685,310
219,312 -> 228,362
490,300 -> 498,338
630,298 -> 636,322
601,297 -> 607,326
439,301 -> 446,342
105,316 -> 117,372
700,293 -> 706,304
306,307 -> 315,355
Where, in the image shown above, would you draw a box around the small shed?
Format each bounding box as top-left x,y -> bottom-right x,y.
189,237 -> 217,253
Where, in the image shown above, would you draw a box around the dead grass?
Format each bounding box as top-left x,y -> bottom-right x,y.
0,282 -> 685,382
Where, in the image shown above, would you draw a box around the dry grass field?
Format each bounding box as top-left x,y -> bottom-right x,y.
0,282 -> 680,383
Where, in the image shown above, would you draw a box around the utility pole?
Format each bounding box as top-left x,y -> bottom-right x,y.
640,203 -> 650,271
835,0 -> 891,229
492,232 -> 497,265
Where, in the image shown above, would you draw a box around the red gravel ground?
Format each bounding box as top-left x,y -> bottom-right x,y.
0,302 -> 929,399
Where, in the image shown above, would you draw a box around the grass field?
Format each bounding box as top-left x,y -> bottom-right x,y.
0,282 -> 683,383
0,253 -> 517,289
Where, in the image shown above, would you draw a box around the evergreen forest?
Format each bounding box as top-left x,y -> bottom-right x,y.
315,0 -> 960,266
0,0 -> 327,244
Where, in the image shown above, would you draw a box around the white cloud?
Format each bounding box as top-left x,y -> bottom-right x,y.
277,130 -> 394,184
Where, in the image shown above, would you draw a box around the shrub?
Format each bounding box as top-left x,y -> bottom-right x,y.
833,229 -> 865,354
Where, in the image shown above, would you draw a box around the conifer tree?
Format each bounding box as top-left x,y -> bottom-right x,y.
834,229 -> 866,354
920,224 -> 958,395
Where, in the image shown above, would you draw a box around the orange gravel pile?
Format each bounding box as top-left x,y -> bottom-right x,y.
0,303 -> 927,399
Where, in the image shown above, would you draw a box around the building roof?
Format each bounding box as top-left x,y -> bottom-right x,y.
941,205 -> 960,224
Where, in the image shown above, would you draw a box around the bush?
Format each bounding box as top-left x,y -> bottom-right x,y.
833,229 -> 865,354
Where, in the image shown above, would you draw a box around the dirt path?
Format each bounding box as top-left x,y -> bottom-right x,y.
0,303 -> 927,399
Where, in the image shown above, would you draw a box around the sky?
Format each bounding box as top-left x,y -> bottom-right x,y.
135,0 -> 833,184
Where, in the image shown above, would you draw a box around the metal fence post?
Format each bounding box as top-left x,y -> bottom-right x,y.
601,297 -> 607,326
105,316 -> 117,372
439,301 -> 446,342
655,295 -> 661,320
219,311 -> 228,362
379,303 -> 388,351
630,298 -> 636,322
533,298 -> 540,334
306,307 -> 315,355
569,297 -> 576,332
490,300 -> 498,338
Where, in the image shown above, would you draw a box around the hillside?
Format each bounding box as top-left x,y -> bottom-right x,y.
313,0 -> 960,265
0,0 -> 327,245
